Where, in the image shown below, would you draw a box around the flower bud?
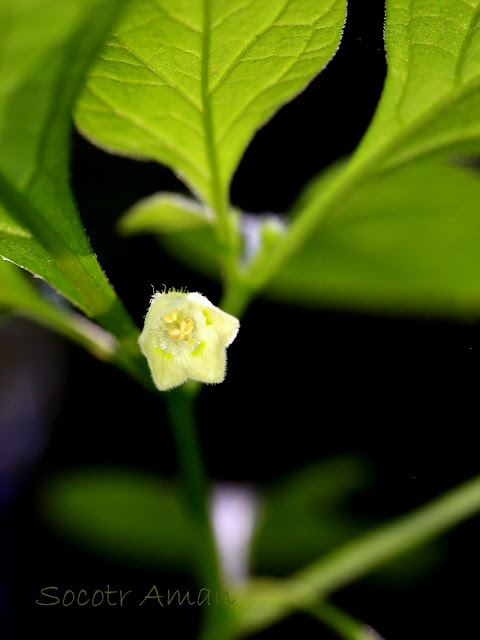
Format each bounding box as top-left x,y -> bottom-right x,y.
138,290 -> 240,391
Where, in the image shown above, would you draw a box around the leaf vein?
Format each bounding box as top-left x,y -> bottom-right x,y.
455,2 -> 480,83
85,86 -> 208,179
144,0 -> 201,34
112,35 -> 202,111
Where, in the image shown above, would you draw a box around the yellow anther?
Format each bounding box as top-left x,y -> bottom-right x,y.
169,328 -> 182,339
181,318 -> 193,335
164,311 -> 177,323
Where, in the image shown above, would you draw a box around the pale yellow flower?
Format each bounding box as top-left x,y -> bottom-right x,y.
138,290 -> 240,391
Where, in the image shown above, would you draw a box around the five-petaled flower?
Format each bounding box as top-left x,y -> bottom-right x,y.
138,290 -> 240,391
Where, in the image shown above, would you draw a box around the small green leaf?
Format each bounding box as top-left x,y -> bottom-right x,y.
0,0 -> 142,347
39,468 -> 194,570
118,193 -> 211,235
353,0 -> 480,173
75,0 -> 347,206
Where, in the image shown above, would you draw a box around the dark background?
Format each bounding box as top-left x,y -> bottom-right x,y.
3,1 -> 480,638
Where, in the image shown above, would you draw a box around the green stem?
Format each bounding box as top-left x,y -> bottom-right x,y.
245,159 -> 367,294
307,601 -> 382,640
236,474 -> 480,635
219,278 -> 252,318
165,385 -> 233,640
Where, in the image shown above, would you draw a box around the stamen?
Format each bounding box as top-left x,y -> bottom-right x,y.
181,318 -> 193,335
164,311 -> 177,323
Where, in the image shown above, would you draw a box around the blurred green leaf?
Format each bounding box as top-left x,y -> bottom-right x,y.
0,0 -> 140,349
118,193 -> 211,235
234,474 -> 480,636
75,0 -> 347,207
0,258 -> 125,361
275,160 -> 480,315
252,457 -> 372,574
0,257 -> 49,311
39,468 -> 194,570
252,456 -> 442,584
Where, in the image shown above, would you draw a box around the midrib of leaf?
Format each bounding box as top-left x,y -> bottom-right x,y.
199,0 -> 305,281
201,0 -> 235,279
23,43 -> 71,192
208,0 -> 290,95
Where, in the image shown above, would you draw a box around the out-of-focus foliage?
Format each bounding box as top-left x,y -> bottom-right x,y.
40,457 -> 442,590
140,160 -> 480,317
39,469 -> 194,570
0,0 -> 128,319
0,258 -> 122,362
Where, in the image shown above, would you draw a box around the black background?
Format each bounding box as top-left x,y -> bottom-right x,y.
3,1 -> 480,638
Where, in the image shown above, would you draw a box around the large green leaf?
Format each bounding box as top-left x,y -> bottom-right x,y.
75,0 -> 347,207
39,468 -> 194,570
276,160 -> 480,315
157,160 -> 480,318
0,0 -> 140,351
350,0 -> 480,175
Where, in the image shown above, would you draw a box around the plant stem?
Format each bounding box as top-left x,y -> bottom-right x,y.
220,278 -> 252,318
307,601 -> 383,640
236,474 -> 480,635
245,159 -> 367,294
165,385 -> 233,640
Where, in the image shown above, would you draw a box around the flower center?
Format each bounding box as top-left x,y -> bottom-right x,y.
163,311 -> 194,340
